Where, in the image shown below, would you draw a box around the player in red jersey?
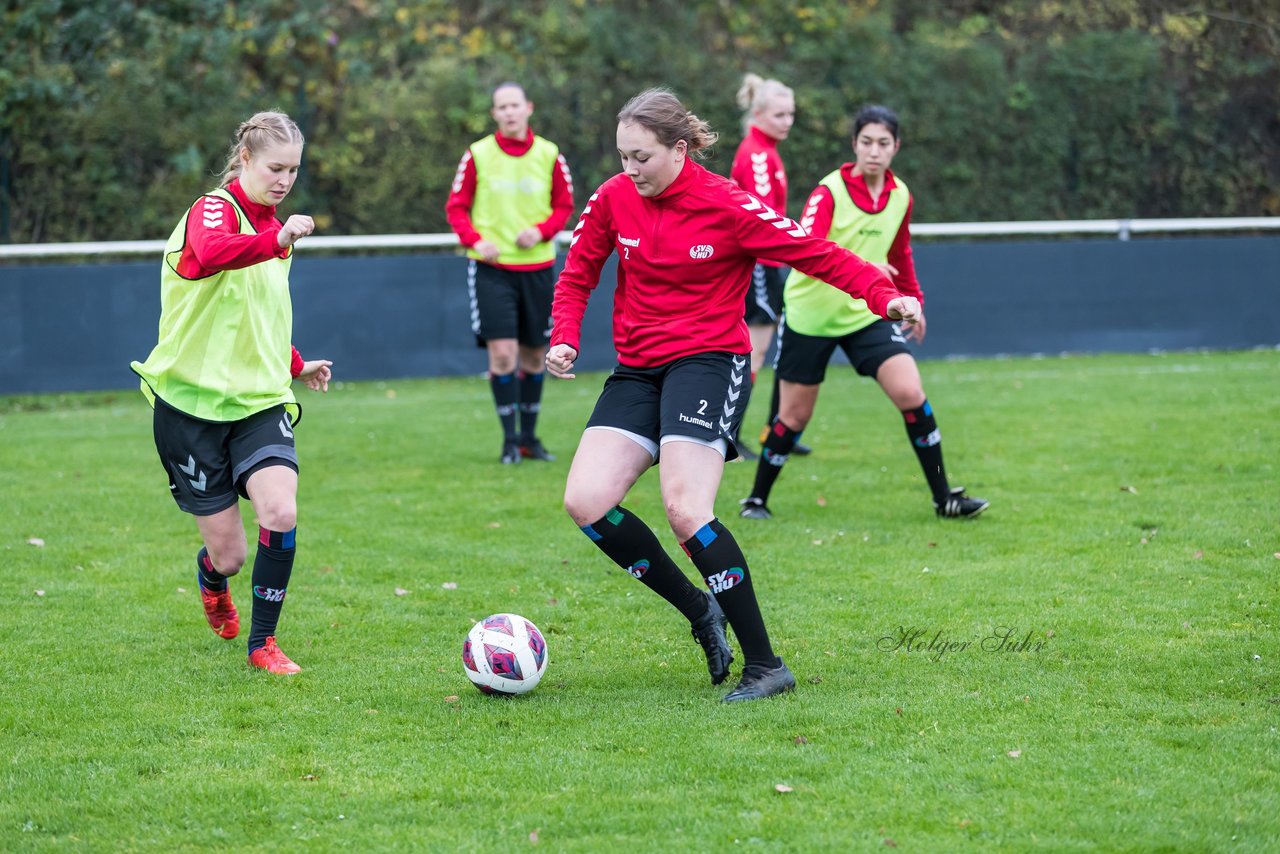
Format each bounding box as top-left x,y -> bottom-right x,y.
726,73 -> 808,460
546,89 -> 921,702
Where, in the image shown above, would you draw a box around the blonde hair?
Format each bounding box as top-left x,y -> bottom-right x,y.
219,111 -> 305,187
617,88 -> 718,159
736,73 -> 793,134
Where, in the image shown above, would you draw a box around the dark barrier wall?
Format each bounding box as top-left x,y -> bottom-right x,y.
2,236 -> 1278,395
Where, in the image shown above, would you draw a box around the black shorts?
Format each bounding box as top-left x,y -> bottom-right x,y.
743,263 -> 786,326
468,260 -> 554,348
775,318 -> 912,385
152,398 -> 298,516
584,352 -> 750,461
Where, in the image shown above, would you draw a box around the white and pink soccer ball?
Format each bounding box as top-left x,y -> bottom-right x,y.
462,613 -> 548,695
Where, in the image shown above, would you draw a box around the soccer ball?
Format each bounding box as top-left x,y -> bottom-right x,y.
462,613 -> 548,695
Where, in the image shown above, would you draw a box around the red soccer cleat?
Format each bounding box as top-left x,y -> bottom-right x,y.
248,637 -> 302,674
198,581 -> 240,639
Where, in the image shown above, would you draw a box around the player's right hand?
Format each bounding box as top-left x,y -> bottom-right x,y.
545,344 -> 578,379
886,296 -> 921,325
277,215 -> 315,248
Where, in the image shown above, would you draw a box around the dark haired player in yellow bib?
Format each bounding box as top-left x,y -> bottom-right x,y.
739,105 -> 988,521
132,111 -> 332,674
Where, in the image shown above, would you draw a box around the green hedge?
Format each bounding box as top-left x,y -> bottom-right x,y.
2,0 -> 1276,243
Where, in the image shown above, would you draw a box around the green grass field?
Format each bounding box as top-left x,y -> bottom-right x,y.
2,350 -> 1277,851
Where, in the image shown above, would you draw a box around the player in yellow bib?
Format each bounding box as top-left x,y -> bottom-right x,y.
446,82 -> 575,464
132,111 -> 332,674
739,105 -> 988,521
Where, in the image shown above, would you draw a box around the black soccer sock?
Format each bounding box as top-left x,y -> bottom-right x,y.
903,400 -> 950,503
682,519 -> 778,667
518,370 -> 545,444
196,546 -> 226,592
489,371 -> 519,442
247,527 -> 296,653
580,506 -> 706,622
749,417 -> 802,502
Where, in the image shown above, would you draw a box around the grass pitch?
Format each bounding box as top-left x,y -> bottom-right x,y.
2,350 -> 1277,851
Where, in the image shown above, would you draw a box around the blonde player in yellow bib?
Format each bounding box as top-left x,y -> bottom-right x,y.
132,111 -> 332,674
739,105 -> 988,521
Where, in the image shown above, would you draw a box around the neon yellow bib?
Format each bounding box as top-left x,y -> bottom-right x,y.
467,135 -> 559,266
784,171 -> 909,337
132,188 -> 297,422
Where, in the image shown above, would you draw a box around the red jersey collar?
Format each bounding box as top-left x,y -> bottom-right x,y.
495,130 -> 537,156
839,163 -> 899,213
748,124 -> 779,149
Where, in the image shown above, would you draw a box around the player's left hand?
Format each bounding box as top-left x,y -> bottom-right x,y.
515,227 -> 542,249
298,359 -> 333,392
545,344 -> 578,379
873,262 -> 900,281
902,312 -> 927,343
886,296 -> 921,325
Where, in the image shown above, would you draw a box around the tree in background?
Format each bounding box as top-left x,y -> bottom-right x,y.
1,0 -> 1276,243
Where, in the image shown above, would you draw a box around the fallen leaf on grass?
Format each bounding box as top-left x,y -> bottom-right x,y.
486,522 -> 502,529
27,538 -> 44,547
34,590 -> 45,597
816,495 -> 827,507
884,839 -> 898,848
394,587 -> 411,596
177,587 -> 187,594
775,784 -> 793,793
529,829 -> 539,844
444,695 -> 459,703
794,735 -> 809,745
1120,485 -> 1138,494
896,707 -> 903,716
301,774 -> 317,781
1008,749 -> 1022,758
1194,550 -> 1204,559
441,582 -> 458,590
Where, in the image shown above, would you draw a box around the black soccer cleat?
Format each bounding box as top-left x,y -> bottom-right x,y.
519,439 -> 556,462
690,591 -> 733,685
723,658 -> 796,702
500,441 -> 522,465
791,441 -> 812,456
934,486 -> 989,519
738,497 -> 772,520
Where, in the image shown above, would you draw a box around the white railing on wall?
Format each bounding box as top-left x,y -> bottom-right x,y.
1,217 -> 1277,260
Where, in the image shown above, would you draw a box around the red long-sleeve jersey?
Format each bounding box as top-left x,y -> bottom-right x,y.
445,130 -> 575,269
729,126 -> 788,269
551,159 -> 902,369
796,165 -> 924,304
172,179 -> 306,377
